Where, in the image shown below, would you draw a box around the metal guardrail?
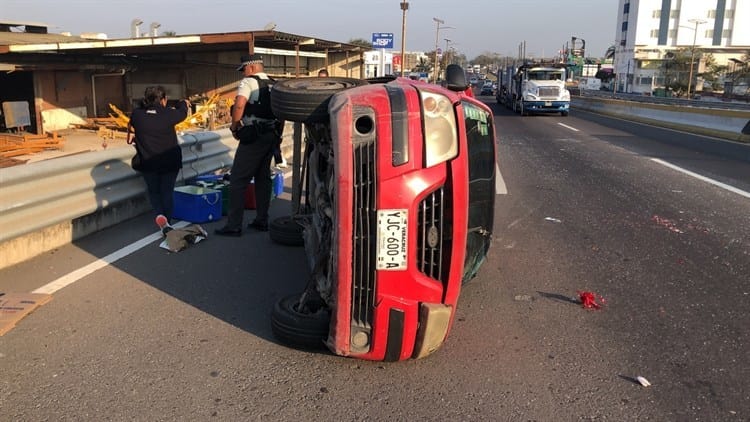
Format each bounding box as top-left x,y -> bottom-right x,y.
0,129 -> 238,269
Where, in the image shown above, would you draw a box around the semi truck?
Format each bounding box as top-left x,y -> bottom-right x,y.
497,62 -> 570,116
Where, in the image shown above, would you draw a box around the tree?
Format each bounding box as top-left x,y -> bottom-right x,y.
661,48 -> 693,96
699,53 -> 728,91
728,52 -> 750,82
162,30 -> 176,37
412,56 -> 431,73
347,38 -> 371,50
471,52 -> 501,68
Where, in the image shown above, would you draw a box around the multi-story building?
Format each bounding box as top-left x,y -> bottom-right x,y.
614,0 -> 749,95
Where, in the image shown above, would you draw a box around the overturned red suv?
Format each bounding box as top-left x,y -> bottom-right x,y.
268,64 -> 496,361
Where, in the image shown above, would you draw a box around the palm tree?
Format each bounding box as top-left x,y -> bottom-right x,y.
605,46 -> 615,61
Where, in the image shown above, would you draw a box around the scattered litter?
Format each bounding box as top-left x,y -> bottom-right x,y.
651,215 -> 684,234
159,224 -> 208,253
544,217 -> 562,223
514,294 -> 532,302
636,376 -> 651,387
0,292 -> 53,336
578,290 -> 606,310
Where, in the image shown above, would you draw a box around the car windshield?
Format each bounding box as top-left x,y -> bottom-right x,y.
460,101 -> 495,282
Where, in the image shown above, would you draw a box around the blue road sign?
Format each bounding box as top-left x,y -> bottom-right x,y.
372,33 -> 394,49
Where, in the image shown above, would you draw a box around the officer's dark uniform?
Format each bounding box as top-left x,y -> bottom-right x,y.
215,54 -> 279,236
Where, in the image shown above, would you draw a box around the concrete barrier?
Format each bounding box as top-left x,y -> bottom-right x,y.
573,96 -> 750,144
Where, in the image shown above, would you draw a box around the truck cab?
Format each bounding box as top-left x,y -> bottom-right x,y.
511,63 -> 570,116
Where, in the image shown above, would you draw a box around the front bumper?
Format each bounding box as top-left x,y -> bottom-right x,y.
522,100 -> 569,113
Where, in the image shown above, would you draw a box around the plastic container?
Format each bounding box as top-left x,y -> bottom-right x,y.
244,180 -> 256,209
173,185 -> 222,223
271,171 -> 284,197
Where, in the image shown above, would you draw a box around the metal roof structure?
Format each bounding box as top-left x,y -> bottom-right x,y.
0,28 -> 365,72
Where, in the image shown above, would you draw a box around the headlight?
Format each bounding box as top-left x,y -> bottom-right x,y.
420,91 -> 458,167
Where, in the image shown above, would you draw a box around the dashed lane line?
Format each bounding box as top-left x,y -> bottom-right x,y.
557,122 -> 580,132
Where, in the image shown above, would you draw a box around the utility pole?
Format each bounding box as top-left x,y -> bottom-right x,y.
400,1 -> 409,77
687,18 -> 707,99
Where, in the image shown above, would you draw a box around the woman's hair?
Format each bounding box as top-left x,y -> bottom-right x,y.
142,85 -> 167,108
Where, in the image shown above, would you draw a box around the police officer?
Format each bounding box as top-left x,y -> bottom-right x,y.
215,54 -> 277,236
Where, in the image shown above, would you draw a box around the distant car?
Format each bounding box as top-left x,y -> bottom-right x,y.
480,85 -> 494,95
469,76 -> 479,86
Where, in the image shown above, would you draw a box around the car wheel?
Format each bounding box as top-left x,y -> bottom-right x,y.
271,77 -> 369,124
271,293 -> 330,350
269,215 -> 305,246
561,111 -> 569,117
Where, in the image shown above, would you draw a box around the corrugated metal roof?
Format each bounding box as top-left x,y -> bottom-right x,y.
0,31 -> 88,45
0,30 -> 363,55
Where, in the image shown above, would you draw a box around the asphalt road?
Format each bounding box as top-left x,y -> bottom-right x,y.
1,99 -> 749,421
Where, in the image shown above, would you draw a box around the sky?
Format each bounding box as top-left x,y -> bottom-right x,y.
1,0 -> 619,60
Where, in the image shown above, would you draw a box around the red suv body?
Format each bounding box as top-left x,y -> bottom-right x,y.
270,69 -> 496,361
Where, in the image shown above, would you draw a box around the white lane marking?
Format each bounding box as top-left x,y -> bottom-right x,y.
496,163 -> 508,195
651,158 -> 750,199
557,122 -> 580,132
32,221 -> 191,295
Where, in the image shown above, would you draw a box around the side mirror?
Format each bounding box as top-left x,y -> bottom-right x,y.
444,64 -> 469,92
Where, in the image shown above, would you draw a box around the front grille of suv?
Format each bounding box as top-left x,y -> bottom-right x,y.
417,188 -> 450,284
351,138 -> 377,329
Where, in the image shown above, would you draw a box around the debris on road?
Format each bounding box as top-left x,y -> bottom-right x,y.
578,290 -> 606,310
0,292 -> 53,336
159,224 -> 208,253
651,214 -> 684,234
636,376 -> 652,387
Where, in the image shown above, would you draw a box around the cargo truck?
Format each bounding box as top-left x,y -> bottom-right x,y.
501,62 -> 570,116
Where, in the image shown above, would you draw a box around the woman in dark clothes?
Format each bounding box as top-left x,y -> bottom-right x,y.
129,86 -> 190,221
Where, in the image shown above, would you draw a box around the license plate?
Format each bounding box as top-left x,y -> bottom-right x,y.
544,101 -> 552,106
376,209 -> 407,270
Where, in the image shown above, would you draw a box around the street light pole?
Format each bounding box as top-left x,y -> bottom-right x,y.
687,18 -> 707,99
444,38 -> 452,66
400,1 -> 409,77
433,17 -> 444,84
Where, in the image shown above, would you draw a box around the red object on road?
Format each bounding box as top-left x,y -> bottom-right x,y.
578,291 -> 605,310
